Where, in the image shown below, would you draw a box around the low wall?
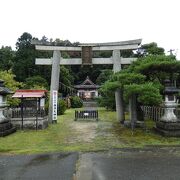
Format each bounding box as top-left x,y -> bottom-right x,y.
10,116 -> 48,130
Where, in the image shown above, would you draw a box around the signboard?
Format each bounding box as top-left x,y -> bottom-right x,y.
82,46 -> 92,65
52,90 -> 58,121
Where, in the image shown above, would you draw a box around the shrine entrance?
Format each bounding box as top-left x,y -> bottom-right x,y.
32,39 -> 142,123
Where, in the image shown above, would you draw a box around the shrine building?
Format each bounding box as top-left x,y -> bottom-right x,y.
74,76 -> 100,100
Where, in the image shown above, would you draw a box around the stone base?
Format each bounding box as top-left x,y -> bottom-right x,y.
10,117 -> 48,130
0,121 -> 16,137
155,121 -> 180,137
124,120 -> 145,128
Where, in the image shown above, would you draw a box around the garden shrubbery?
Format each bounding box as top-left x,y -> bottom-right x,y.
58,99 -> 67,115
70,96 -> 83,108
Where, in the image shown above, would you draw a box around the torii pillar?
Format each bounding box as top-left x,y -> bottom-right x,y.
49,51 -> 61,123
113,50 -> 125,123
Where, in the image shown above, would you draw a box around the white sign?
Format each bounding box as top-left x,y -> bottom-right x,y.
52,90 -> 58,121
84,113 -> 89,116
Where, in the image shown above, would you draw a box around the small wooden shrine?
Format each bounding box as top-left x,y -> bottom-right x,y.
11,89 -> 48,129
74,76 -> 100,100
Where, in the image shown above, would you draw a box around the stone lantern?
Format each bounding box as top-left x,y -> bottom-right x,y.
0,80 -> 16,136
156,80 -> 180,136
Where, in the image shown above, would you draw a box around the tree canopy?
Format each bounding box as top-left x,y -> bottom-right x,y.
100,54 -> 180,110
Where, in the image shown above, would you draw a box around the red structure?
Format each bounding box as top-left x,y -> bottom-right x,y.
11,89 -> 48,129
12,90 -> 48,109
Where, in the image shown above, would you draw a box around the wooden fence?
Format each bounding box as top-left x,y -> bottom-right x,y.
141,106 -> 180,121
10,108 -> 47,118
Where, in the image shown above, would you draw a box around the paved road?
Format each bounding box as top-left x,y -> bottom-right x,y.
0,152 -> 78,180
77,148 -> 180,180
1,148 -> 180,180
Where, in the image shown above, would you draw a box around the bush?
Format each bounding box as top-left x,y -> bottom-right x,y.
70,96 -> 83,108
58,99 -> 67,115
97,96 -> 116,110
45,98 -> 67,115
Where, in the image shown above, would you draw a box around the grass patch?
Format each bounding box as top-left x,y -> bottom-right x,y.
1,108 -> 180,154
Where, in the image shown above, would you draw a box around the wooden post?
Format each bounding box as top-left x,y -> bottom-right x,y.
21,95 -> 24,130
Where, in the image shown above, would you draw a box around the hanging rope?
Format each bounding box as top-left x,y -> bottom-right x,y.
59,82 -> 77,95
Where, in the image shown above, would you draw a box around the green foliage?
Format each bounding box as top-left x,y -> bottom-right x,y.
70,96 -> 83,108
98,81 -> 118,110
24,75 -> 49,90
129,55 -> 177,72
101,81 -> 120,91
60,66 -> 74,86
100,57 -> 174,106
96,69 -> 113,85
13,32 -> 35,82
0,70 -> 24,106
97,94 -> 115,110
142,42 -> 165,55
99,72 -> 146,108
136,42 -> 165,57
111,72 -> 146,85
124,83 -> 162,106
0,46 -> 14,70
0,70 -> 23,91
58,99 -> 67,115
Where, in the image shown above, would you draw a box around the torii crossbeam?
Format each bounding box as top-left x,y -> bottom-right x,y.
32,39 -> 142,123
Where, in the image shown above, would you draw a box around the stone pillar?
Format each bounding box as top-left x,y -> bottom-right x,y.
113,50 -> 125,123
129,94 -> 137,129
48,50 -> 61,123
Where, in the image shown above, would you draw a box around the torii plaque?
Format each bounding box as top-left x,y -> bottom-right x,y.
32,39 -> 142,123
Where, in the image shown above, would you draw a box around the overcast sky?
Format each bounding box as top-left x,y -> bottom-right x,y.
0,0 -> 179,58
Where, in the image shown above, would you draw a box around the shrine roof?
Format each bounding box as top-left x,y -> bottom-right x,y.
12,90 -> 48,98
74,76 -> 100,89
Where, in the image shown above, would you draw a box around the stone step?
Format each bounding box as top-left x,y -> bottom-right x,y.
0,122 -> 13,131
0,127 -> 16,137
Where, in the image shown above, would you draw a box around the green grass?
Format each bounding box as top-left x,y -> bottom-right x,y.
0,108 -> 180,154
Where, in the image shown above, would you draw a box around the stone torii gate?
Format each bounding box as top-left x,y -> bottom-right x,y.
33,39 -> 142,123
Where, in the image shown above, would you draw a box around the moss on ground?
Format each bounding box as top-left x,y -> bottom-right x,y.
0,108 -> 180,154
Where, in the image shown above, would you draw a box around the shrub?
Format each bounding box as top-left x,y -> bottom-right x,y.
97,96 -> 116,110
58,99 -> 67,115
70,96 -> 83,108
45,98 -> 67,115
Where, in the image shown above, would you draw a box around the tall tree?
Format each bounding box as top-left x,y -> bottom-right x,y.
13,32 -> 52,85
0,46 -> 15,70
13,32 -> 37,82
0,70 -> 23,106
136,42 -> 165,57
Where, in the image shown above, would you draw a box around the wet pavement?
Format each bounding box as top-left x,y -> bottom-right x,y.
0,152 -> 78,180
1,148 -> 180,179
77,148 -> 180,180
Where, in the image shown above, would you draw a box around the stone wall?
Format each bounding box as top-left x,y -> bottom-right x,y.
10,117 -> 48,130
